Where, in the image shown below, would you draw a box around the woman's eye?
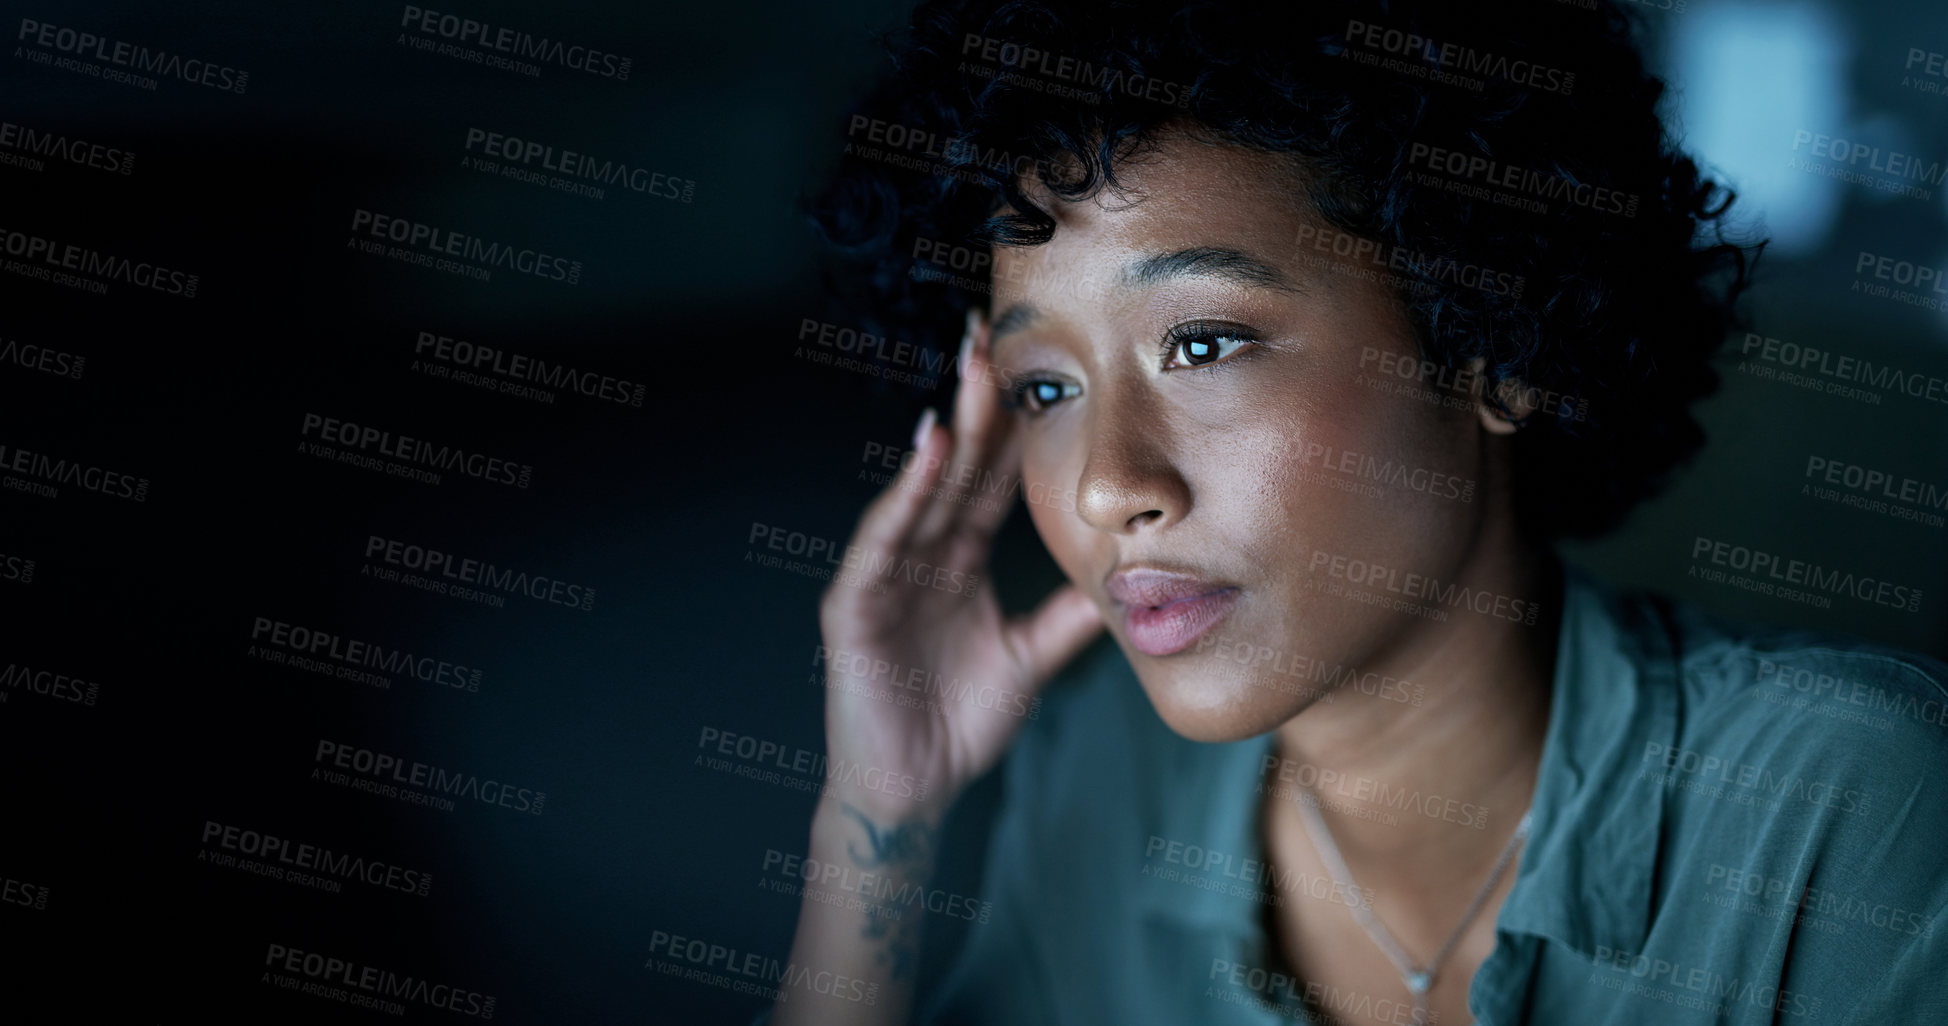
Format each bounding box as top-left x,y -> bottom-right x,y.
1009,378 -> 1081,413
1162,326 -> 1256,370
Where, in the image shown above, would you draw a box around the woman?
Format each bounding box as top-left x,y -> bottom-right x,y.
772,0 -> 1948,1023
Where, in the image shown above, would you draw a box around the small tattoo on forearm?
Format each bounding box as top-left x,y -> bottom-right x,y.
841,802 -> 936,869
840,802 -> 938,981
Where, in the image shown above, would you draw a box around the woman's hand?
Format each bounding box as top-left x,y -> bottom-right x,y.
773,310 -> 1102,1026
816,308 -> 1104,819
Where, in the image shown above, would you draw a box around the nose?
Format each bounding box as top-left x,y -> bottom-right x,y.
1074,397 -> 1192,534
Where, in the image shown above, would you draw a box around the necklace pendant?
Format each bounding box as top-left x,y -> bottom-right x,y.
1404,970 -> 1433,995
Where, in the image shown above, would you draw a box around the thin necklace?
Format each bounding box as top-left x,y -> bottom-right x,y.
1292,788 -> 1533,1024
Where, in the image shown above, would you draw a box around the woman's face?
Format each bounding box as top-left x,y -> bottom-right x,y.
990,132 -> 1507,742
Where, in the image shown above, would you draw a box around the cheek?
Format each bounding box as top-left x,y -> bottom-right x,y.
1209,378 -> 1480,574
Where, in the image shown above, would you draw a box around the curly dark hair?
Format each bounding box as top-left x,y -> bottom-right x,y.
808,0 -> 1761,540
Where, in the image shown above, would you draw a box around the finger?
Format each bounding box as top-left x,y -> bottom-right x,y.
949,309 -> 1028,544
1003,585 -> 1106,687
915,309 -> 1016,543
951,307 -> 1012,475
954,404 -> 1025,545
844,405 -> 949,573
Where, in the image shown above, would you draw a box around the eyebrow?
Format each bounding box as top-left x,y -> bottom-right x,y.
988,245 -> 1302,351
1124,246 -> 1304,295
989,303 -> 1040,342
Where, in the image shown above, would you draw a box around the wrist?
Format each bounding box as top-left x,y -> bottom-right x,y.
810,794 -> 945,880
813,765 -> 952,825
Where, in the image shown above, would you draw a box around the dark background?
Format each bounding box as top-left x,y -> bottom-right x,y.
1,0 -> 1944,1021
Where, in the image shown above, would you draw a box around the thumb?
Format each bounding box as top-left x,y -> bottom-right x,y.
1005,585 -> 1105,686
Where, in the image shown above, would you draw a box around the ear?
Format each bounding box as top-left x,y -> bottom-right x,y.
1467,356 -> 1531,436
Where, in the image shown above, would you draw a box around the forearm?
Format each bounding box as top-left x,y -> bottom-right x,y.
770,793 -> 944,1026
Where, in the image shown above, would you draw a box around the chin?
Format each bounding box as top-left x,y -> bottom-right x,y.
1127,659 -> 1308,743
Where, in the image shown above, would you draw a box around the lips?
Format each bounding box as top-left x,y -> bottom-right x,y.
1105,567 -> 1241,657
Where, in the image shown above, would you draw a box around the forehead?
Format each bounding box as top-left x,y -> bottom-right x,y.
989,134 -> 1317,294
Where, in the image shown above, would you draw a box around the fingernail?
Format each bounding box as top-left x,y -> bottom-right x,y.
958,321 -> 976,380
912,406 -> 937,450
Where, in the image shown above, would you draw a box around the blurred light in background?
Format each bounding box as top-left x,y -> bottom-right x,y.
1668,1 -> 1853,256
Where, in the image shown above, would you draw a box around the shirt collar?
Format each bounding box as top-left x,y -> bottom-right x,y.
1493,564 -> 1678,957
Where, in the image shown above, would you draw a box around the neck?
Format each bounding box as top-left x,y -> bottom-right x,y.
1267,523 -> 1562,885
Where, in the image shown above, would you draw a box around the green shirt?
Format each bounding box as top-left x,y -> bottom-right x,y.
921,566 -> 1948,1025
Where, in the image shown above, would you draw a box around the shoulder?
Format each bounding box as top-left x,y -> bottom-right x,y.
1658,593 -> 1948,790
1551,578 -> 1948,1022
1634,590 -> 1948,992
1623,581 -> 1948,831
